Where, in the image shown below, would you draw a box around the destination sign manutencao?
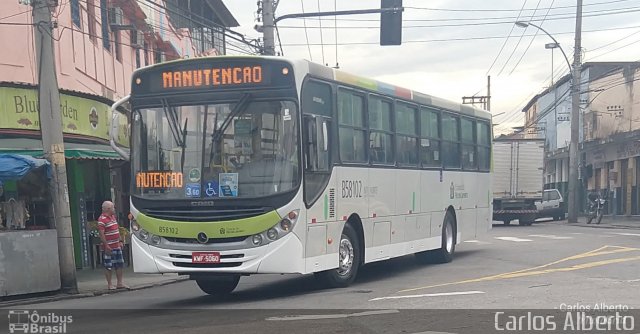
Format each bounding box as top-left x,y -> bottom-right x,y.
136,172 -> 183,189
162,66 -> 263,89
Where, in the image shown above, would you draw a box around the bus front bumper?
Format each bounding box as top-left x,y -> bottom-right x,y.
131,232 -> 305,275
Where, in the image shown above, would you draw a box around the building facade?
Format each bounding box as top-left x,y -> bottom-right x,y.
523,62 -> 640,216
0,0 -> 238,295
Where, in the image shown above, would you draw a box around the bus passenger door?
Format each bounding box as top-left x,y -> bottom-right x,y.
302,115 -> 335,271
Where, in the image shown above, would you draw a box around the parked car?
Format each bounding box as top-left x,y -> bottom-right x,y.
535,189 -> 565,221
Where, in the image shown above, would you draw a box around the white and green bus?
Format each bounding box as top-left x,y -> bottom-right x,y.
110,56 -> 493,296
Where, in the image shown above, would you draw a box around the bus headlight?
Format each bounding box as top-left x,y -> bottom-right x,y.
139,229 -> 149,241
267,228 -> 278,240
249,210 -> 300,247
279,218 -> 292,231
252,234 -> 263,245
279,210 -> 299,232
151,235 -> 161,245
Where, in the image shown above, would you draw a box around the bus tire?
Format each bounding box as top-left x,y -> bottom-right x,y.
315,223 -> 361,288
195,275 -> 240,296
415,211 -> 456,264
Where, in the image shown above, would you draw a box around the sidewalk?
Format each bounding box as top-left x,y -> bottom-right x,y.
0,266 -> 188,307
567,215 -> 640,229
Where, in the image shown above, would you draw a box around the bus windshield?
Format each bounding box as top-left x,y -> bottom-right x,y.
132,98 -> 299,200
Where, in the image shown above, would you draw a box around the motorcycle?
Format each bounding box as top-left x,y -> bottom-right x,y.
586,193 -> 606,225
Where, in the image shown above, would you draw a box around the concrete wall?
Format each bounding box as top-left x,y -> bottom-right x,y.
0,230 -> 60,297
585,66 -> 640,140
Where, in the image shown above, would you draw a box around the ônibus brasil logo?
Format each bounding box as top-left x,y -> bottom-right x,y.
8,310 -> 72,334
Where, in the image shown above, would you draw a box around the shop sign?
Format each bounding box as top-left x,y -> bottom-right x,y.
617,141 -> 640,160
0,86 -> 129,147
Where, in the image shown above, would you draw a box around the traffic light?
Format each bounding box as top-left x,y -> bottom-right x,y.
380,0 -> 403,45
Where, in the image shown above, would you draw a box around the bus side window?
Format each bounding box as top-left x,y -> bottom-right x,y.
304,115 -> 329,172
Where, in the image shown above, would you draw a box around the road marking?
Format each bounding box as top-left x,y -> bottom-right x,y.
529,234 -> 573,240
494,237 -> 533,242
369,291 -> 485,301
611,232 -> 640,237
266,309 -> 399,321
397,245 -> 640,294
463,240 -> 491,244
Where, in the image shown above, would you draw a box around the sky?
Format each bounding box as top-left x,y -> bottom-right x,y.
221,0 -> 640,135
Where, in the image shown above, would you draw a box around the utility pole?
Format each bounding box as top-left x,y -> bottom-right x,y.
487,75 -> 491,111
568,0 -> 583,224
462,76 -> 491,111
33,0 -> 78,292
261,0 -> 276,56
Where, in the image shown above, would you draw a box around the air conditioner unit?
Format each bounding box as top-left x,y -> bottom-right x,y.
131,30 -> 144,48
109,7 -> 124,27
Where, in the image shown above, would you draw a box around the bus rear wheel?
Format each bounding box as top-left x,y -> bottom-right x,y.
416,211 -> 456,264
195,275 -> 240,296
315,223 -> 361,288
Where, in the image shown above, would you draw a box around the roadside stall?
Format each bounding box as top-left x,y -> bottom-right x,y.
0,154 -> 61,297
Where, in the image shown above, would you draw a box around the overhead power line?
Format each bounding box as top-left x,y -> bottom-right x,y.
279,24 -> 640,46
277,5 -> 640,29
405,0 -> 634,13
509,0 -> 556,75
484,0 -> 528,76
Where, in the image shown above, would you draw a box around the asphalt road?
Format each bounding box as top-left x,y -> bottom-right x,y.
4,221 -> 640,333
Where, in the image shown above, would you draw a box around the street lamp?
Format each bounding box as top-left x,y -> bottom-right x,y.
515,21 -> 571,72
545,42 -> 559,86
545,42 -> 560,140
516,20 -> 581,224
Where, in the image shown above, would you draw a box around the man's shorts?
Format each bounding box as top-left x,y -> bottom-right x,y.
103,248 -> 124,270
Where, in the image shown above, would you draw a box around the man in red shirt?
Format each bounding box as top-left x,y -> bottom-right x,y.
98,200 -> 128,290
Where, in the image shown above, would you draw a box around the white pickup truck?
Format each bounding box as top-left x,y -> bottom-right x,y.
535,189 -> 565,221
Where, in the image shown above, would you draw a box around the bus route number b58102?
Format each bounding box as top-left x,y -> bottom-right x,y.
342,180 -> 363,198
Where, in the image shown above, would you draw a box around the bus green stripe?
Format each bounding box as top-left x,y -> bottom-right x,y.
412,192 -> 416,212
134,210 -> 282,239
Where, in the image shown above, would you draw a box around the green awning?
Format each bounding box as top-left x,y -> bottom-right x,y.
0,138 -> 126,160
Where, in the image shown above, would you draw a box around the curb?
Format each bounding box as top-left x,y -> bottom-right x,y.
0,277 -> 189,308
568,223 -> 640,230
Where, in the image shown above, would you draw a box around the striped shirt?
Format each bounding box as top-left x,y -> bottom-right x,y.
98,214 -> 121,250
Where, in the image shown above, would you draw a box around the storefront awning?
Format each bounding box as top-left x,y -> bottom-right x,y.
0,138 -> 126,160
0,154 -> 51,183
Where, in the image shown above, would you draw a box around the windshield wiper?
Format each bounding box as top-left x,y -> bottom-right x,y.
161,99 -> 188,172
180,118 -> 188,173
161,99 -> 185,148
209,93 -> 251,166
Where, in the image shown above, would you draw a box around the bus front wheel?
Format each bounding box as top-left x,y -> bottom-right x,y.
195,275 -> 240,296
315,223 -> 361,288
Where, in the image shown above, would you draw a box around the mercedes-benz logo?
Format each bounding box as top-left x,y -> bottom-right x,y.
197,232 -> 209,244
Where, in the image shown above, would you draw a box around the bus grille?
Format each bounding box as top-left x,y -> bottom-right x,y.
164,236 -> 247,244
169,254 -> 244,259
172,262 -> 242,268
141,206 -> 271,222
